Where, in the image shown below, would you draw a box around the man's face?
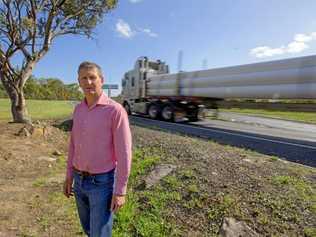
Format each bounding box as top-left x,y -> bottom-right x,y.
78,67 -> 104,96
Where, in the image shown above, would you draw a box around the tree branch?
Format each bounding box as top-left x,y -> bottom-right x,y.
52,29 -> 87,38
29,0 -> 37,54
42,4 -> 55,51
5,59 -> 19,79
19,59 -> 36,88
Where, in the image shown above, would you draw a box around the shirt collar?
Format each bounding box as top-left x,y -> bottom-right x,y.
96,92 -> 110,105
83,92 -> 110,109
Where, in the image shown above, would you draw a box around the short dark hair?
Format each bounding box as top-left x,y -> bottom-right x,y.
78,61 -> 104,79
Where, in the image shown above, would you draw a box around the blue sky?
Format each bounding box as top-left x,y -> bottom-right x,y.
33,0 -> 316,95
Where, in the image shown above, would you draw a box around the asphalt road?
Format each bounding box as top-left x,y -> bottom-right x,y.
130,116 -> 316,168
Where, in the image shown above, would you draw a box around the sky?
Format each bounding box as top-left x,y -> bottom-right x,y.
32,0 -> 316,95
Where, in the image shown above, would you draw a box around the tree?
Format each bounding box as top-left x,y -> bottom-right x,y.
0,0 -> 117,123
0,79 -> 8,98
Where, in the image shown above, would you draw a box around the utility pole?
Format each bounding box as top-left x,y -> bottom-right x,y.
177,50 -> 183,72
176,50 -> 183,96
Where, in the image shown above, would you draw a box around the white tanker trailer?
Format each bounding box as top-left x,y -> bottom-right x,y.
121,55 -> 316,121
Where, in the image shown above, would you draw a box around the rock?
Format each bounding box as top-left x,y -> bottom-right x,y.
219,217 -> 259,237
144,164 -> 177,188
243,159 -> 254,163
21,124 -> 54,138
15,127 -> 31,137
32,127 -> 44,137
43,126 -> 53,137
37,156 -> 57,162
52,150 -> 62,156
33,120 -> 41,125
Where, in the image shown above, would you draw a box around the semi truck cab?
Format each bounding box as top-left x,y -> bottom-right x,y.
121,57 -> 205,122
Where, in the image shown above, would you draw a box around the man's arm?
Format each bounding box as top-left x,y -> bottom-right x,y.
112,106 -> 132,196
64,121 -> 75,198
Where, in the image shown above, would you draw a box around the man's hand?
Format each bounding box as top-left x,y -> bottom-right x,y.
111,194 -> 126,212
63,178 -> 73,198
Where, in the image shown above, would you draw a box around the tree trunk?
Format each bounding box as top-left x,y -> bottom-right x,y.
0,75 -> 31,123
10,89 -> 30,123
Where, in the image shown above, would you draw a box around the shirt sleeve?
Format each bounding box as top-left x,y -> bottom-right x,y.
112,106 -> 132,195
66,129 -> 75,180
66,108 -> 77,181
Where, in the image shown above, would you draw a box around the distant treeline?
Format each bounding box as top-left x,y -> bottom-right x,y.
0,77 -> 83,100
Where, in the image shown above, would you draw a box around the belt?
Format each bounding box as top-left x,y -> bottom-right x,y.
73,167 -> 98,177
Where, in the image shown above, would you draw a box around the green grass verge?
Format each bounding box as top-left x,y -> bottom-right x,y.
19,142 -> 316,236
31,148 -> 180,237
271,175 -> 316,212
0,98 -> 74,121
113,148 -> 180,236
218,108 -> 316,124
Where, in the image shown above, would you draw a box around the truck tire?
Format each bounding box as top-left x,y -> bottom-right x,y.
161,104 -> 174,122
148,104 -> 160,119
188,107 -> 205,122
188,116 -> 198,122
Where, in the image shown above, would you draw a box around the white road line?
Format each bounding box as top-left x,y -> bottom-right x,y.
132,117 -> 316,150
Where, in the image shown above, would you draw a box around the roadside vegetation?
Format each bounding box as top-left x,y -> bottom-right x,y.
218,108 -> 316,124
0,99 -> 74,121
0,77 -> 83,101
0,100 -> 315,236
6,124 -> 315,236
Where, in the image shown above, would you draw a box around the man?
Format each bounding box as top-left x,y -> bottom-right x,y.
63,61 -> 132,237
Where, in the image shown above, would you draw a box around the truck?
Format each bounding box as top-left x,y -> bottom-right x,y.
121,55 -> 316,122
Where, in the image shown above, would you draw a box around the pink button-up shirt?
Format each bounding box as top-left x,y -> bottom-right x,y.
66,92 -> 132,195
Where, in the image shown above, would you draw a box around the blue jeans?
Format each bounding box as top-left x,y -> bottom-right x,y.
73,169 -> 115,237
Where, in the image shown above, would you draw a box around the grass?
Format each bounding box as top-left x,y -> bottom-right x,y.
113,148 -> 179,236
237,175 -> 316,234
218,108 -> 316,124
28,147 -> 316,236
271,175 -> 316,206
30,147 -> 180,237
0,98 -> 74,121
207,194 -> 235,222
304,228 -> 316,237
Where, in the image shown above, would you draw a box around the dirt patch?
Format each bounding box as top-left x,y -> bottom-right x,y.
0,121 -> 69,236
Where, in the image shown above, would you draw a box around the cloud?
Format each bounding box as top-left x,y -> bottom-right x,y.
142,28 -> 158,37
115,19 -> 135,38
129,0 -> 143,3
294,34 -> 313,43
115,19 -> 158,39
287,41 -> 309,53
250,32 -> 316,58
250,46 -> 285,58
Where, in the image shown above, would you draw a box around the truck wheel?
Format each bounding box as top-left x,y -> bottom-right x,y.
188,116 -> 198,122
148,104 -> 160,119
124,103 -> 131,115
188,107 -> 205,122
161,105 -> 174,121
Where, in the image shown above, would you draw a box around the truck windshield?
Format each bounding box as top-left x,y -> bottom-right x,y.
148,62 -> 159,70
